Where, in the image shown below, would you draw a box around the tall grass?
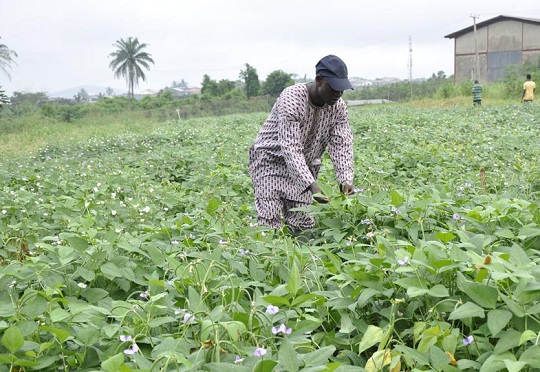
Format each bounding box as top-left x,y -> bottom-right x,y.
0,111 -> 162,160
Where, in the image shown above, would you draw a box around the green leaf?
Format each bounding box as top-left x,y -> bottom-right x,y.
285,260 -> 301,295
503,360 -> 527,372
494,330 -> 522,354
65,235 -> 88,251
519,330 -> 537,346
487,309 -> 512,336
339,313 -> 355,334
457,272 -> 498,309
253,359 -> 278,372
429,345 -> 450,371
500,293 -> 525,317
262,295 -> 290,307
278,338 -> 298,372
148,316 -> 176,328
391,189 -> 404,206
2,325 -> 24,354
40,325 -> 70,343
517,226 -> 540,240
206,197 -> 221,215
223,321 -> 246,342
50,308 -> 70,322
428,284 -> 449,298
435,232 -> 456,243
101,262 -> 121,280
407,287 -> 429,298
519,345 -> 540,367
448,301 -> 485,320
101,352 -> 125,372
359,325 -> 383,354
301,345 -> 336,367
494,228 -> 515,239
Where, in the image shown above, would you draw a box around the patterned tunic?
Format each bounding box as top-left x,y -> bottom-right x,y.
249,83 -> 354,203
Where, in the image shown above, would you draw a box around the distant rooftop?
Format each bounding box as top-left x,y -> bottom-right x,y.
444,15 -> 540,39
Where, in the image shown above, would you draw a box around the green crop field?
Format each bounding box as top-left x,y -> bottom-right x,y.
1,103 -> 540,371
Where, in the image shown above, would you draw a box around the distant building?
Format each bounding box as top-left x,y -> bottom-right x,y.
371,77 -> 401,86
349,77 -> 373,87
445,15 -> 540,82
167,87 -> 201,97
134,89 -> 159,99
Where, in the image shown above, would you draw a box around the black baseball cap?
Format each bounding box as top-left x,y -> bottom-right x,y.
316,55 -> 354,91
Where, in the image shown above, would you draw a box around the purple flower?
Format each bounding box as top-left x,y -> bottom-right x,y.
183,312 -> 196,324
119,335 -> 132,342
463,335 -> 474,346
453,213 -> 461,221
234,355 -> 244,364
398,256 -> 409,266
253,347 -> 267,357
139,290 -> 149,299
123,343 -> 139,355
265,305 -> 279,315
272,323 -> 292,335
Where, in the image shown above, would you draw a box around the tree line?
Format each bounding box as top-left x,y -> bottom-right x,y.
2,35 -> 540,118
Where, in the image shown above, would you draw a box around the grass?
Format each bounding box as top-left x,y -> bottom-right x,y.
0,111 -> 163,161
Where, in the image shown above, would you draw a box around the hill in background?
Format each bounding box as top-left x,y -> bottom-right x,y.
49,85 -> 126,99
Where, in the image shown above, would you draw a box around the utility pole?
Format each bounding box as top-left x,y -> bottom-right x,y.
471,14 -> 480,81
408,36 -> 413,100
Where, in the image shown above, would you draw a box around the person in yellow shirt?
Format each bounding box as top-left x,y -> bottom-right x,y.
522,74 -> 536,103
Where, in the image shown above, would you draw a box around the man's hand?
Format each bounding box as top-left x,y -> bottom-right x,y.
340,181 -> 355,195
309,182 -> 329,203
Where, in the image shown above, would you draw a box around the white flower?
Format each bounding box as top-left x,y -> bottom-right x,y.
171,240 -> 179,245
253,347 -> 267,357
139,291 -> 149,299
77,283 -> 87,288
111,210 -> 117,216
183,312 -> 196,324
141,206 -> 150,213
265,305 -> 279,315
234,355 -> 244,364
124,343 -> 139,355
398,257 -> 409,266
272,323 -> 292,335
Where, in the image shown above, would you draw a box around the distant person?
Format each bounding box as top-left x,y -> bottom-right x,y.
522,74 -> 536,103
248,55 -> 355,232
472,79 -> 483,106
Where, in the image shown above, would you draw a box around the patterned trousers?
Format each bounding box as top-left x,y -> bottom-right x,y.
254,197 -> 315,230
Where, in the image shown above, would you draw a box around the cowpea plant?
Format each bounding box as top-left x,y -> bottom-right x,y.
1,104 -> 540,371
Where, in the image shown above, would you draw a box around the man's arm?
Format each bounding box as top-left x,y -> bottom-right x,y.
328,103 -> 354,193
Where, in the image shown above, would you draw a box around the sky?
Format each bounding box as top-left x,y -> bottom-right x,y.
1,0 -> 540,96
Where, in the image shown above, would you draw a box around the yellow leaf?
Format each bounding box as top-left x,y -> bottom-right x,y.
365,349 -> 392,372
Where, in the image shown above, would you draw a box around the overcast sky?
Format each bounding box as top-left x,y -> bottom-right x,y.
1,0 -> 539,95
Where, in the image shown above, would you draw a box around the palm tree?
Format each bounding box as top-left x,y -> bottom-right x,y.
0,37 -> 18,79
108,37 -> 154,98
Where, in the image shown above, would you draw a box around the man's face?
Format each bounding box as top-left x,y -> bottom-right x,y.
318,78 -> 343,106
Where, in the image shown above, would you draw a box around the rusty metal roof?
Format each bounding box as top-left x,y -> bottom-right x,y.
444,15 -> 540,39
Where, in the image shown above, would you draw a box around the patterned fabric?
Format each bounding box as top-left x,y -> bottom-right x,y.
255,197 -> 314,229
248,83 -> 354,228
